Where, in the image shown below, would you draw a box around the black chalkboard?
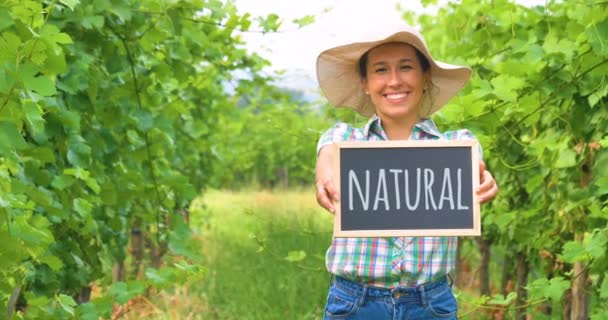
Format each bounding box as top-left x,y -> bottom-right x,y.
332,140 -> 481,237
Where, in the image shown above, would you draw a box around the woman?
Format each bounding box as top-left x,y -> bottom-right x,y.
315,25 -> 499,319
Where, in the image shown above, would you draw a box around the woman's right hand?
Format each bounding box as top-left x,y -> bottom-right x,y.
315,146 -> 340,213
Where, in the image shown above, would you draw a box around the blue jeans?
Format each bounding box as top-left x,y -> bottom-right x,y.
323,276 -> 458,319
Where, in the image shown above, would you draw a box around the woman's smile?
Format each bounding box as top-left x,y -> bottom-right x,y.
363,42 -> 430,123
384,92 -> 409,103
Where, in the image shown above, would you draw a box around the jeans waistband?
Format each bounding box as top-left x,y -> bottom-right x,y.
333,275 -> 451,302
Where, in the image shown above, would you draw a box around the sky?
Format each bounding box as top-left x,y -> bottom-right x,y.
233,0 -> 424,88
232,0 -> 547,91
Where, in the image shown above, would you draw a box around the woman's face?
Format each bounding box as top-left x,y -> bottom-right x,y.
362,42 -> 430,122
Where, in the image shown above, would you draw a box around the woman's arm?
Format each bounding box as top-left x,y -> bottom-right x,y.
315,146 -> 340,213
478,161 -> 498,203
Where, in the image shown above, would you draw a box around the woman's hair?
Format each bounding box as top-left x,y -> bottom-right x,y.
358,43 -> 431,78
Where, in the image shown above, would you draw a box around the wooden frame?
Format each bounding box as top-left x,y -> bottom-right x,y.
332,140 -> 481,237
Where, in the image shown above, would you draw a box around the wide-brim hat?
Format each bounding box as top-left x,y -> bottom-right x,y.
316,24 -> 471,118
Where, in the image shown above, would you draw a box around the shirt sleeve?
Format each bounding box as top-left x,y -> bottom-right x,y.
445,129 -> 484,160
316,122 -> 354,155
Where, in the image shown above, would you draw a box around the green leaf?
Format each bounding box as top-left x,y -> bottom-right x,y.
19,63 -> 57,96
81,15 -> 104,29
59,0 -> 80,11
596,175 -> 608,195
0,121 -> 27,155
586,20 -> 608,56
108,281 -> 145,304
487,291 -> 517,305
77,302 -> 99,320
561,240 -> 589,263
528,277 -> 570,302
24,100 -> 45,134
40,24 -> 73,45
168,215 -> 202,261
73,198 -> 93,217
84,176 -> 101,194
57,109 -> 81,132
258,13 -> 282,32
23,147 -> 55,164
0,8 -> 14,32
14,213 -> 54,248
56,294 -> 77,316
133,110 -> 154,131
239,13 -> 252,31
285,250 -> 306,262
67,138 -> 92,166
601,278 -> 608,299
42,47 -> 68,75
108,282 -> 128,304
292,15 -> 315,28
542,32 -> 576,59
109,4 -> 132,22
600,136 -> 608,148
64,167 -> 90,180
588,82 -> 608,108
554,148 -> 577,168
51,175 -> 75,190
490,75 -> 526,102
145,268 -> 172,287
40,254 -> 64,271
0,67 -> 11,94
585,230 -> 608,260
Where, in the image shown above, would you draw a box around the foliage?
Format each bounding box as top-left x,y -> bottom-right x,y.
0,0 -> 276,318
208,88 -> 330,188
404,0 -> 608,317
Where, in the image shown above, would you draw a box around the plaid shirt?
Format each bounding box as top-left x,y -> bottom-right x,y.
317,115 -> 480,288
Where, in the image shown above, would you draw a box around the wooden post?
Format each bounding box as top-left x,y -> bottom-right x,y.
130,220 -> 144,278
570,234 -> 589,320
569,143 -> 596,319
515,252 -> 529,320
477,237 -> 492,297
114,259 -> 126,282
7,285 -> 20,319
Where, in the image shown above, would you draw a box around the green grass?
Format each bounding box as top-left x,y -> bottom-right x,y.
187,189 -> 333,320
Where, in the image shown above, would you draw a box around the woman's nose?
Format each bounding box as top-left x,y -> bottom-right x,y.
388,69 -> 403,86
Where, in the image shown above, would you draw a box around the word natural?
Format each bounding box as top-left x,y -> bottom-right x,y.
348,168 -> 469,212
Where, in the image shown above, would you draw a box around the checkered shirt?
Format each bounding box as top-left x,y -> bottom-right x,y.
317,114 -> 481,288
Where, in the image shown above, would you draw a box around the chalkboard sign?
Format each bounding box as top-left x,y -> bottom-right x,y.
332,140 -> 481,237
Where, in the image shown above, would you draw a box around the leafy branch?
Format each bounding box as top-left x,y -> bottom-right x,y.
107,21 -> 165,245
511,57 -> 608,129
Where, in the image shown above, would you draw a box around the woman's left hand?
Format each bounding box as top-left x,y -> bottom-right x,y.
478,161 -> 498,203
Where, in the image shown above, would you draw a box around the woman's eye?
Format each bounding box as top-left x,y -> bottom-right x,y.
400,65 -> 413,70
374,67 -> 387,73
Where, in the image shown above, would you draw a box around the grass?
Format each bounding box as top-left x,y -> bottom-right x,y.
153,188 -> 335,320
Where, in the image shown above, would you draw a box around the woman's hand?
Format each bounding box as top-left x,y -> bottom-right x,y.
315,146 -> 340,213
478,161 -> 498,203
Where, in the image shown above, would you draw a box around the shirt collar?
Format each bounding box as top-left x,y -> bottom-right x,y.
363,114 -> 443,140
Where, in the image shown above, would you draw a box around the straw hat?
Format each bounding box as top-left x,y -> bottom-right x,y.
316,25 -> 471,118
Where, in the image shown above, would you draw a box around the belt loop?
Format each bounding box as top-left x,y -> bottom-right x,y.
357,284 -> 368,307
419,284 -> 428,307
447,273 -> 454,287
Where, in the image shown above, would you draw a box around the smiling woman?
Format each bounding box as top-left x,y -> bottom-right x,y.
313,24 -> 499,319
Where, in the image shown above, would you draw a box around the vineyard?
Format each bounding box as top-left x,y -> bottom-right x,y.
0,0 -> 607,319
